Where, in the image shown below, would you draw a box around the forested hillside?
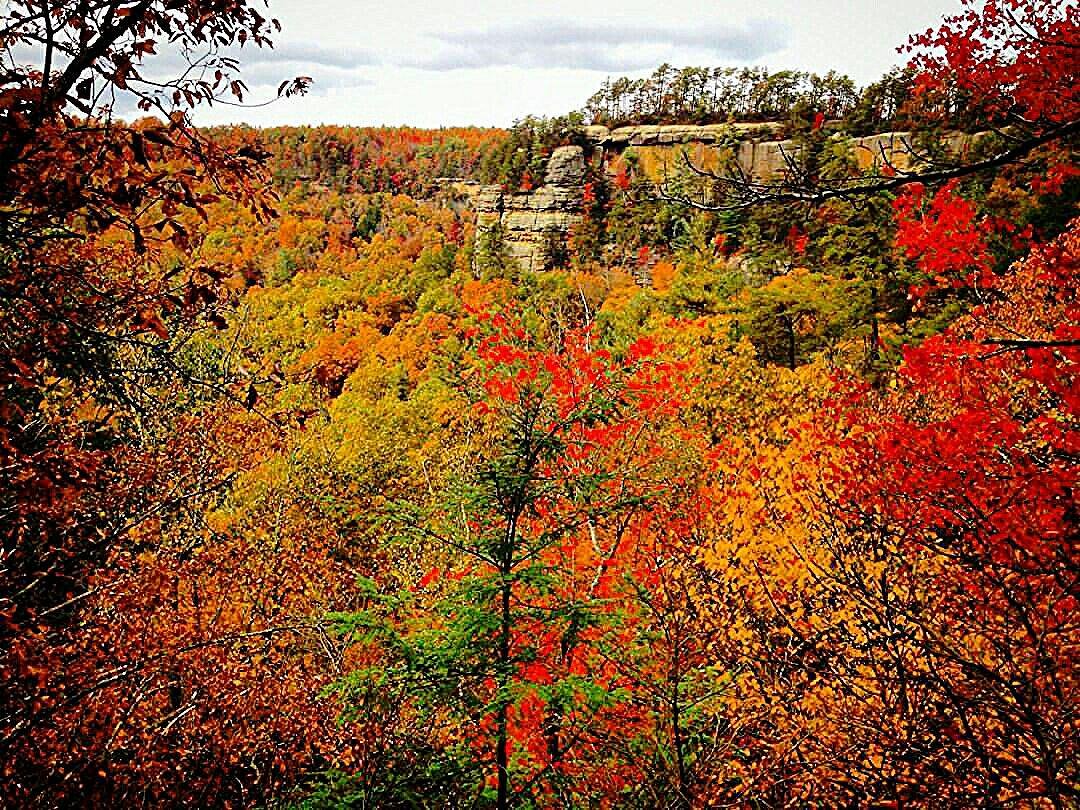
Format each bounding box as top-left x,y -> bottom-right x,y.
1,0 -> 1077,808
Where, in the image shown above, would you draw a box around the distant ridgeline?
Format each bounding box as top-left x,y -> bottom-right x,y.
471,122 -> 986,273
222,65 -> 995,276
468,63 -> 994,273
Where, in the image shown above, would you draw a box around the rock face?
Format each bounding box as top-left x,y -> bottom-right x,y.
585,122 -> 783,147
475,125 -> 978,273
544,144 -> 586,185
475,145 -> 586,273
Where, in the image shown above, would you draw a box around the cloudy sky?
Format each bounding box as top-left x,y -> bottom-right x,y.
182,0 -> 961,127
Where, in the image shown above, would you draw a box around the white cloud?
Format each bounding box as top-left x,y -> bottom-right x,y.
406,18 -> 788,71
174,0 -> 964,126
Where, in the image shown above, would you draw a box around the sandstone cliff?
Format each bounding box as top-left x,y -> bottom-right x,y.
475,124 -> 975,273
475,145 -> 587,272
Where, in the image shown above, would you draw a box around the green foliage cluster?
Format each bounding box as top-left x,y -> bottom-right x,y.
582,63 -> 994,134
474,114 -> 588,191
584,64 -> 859,128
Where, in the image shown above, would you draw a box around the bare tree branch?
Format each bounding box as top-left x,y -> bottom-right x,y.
652,118 -> 1078,211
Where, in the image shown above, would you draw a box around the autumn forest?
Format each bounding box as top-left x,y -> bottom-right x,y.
1,0 -> 1077,807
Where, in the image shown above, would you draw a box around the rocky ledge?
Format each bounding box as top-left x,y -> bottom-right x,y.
583,122 -> 784,147
475,124 -> 982,273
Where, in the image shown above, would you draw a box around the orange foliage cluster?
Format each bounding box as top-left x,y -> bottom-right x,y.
213,124 -> 508,195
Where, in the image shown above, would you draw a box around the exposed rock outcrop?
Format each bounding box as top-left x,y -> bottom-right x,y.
544,144 -> 586,185
475,124 -> 981,273
584,122 -> 783,147
475,145 -> 586,273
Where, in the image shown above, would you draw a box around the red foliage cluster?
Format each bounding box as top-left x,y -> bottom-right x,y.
905,0 -> 1079,128
832,220 -> 1079,804
894,180 -> 995,297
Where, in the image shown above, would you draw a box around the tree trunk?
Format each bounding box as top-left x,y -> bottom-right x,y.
496,575 -> 511,810
672,688 -> 691,809
868,288 -> 880,365
784,314 -> 797,370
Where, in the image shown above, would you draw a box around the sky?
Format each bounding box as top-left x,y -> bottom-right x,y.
180,0 -> 963,128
